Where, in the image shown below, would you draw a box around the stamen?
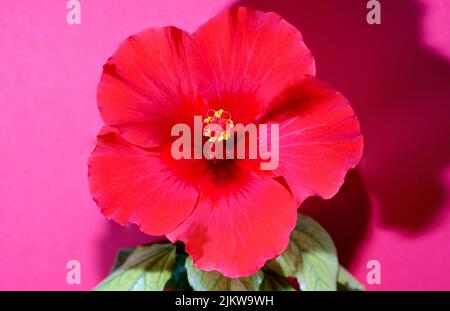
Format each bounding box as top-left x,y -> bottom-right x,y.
203,109 -> 234,142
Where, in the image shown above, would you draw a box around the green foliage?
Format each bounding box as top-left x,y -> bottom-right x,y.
185,257 -> 264,291
95,243 -> 175,291
95,214 -> 364,291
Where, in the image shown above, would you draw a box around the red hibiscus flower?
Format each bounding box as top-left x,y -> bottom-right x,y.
88,7 -> 363,278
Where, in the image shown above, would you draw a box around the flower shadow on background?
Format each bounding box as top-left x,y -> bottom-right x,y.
234,0 -> 450,233
97,0 -> 450,279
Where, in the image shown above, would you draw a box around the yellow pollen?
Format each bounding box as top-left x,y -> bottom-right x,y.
203,109 -> 234,142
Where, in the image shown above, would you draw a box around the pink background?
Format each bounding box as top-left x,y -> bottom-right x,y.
1,0 -> 449,290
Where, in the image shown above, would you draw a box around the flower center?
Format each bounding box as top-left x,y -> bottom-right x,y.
203,109 -> 234,142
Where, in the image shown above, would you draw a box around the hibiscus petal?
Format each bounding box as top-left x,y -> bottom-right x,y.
88,128 -> 199,236
191,7 -> 315,123
259,76 -> 363,205
98,27 -> 203,148
167,174 -> 297,278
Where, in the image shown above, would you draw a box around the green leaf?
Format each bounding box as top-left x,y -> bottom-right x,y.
337,265 -> 365,291
185,257 -> 263,291
266,237 -> 300,278
294,214 -> 338,291
268,214 -> 338,291
110,247 -> 134,273
260,271 -> 295,291
95,243 -> 176,291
